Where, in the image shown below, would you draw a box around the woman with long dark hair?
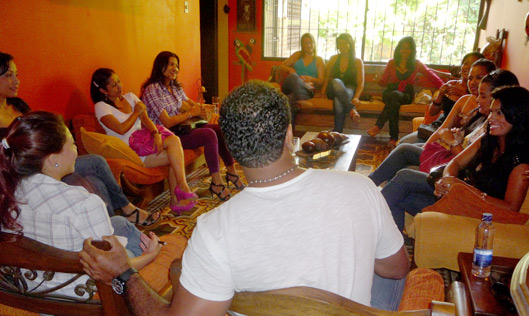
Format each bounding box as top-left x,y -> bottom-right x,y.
280,33 -> 325,125
382,86 -> 529,231
0,111 -> 163,296
321,33 -> 365,132
0,52 -> 20,128
369,66 -> 512,188
399,51 -> 484,144
0,52 -> 160,227
368,37 -> 444,148
91,68 -> 196,214
141,51 -> 244,201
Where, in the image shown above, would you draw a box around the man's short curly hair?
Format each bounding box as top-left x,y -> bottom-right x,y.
219,80 -> 291,168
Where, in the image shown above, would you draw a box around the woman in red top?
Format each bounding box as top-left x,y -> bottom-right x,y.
368,37 -> 443,148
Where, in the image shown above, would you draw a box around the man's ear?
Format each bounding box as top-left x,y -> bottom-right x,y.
284,124 -> 294,151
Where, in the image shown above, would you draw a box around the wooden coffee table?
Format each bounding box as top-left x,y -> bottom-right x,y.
296,132 -> 361,172
458,252 -> 519,316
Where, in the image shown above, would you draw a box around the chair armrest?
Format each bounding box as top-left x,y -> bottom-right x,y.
398,268 -> 445,311
422,183 -> 529,225
413,212 -> 529,271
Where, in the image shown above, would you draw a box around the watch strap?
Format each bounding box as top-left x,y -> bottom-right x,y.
118,267 -> 138,283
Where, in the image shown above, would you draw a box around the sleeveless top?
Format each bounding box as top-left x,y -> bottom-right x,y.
466,149 -> 529,199
331,55 -> 357,87
294,57 -> 318,78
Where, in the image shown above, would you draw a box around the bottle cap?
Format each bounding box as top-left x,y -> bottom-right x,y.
482,213 -> 492,222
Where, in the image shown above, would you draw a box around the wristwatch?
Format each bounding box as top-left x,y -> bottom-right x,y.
111,267 -> 138,295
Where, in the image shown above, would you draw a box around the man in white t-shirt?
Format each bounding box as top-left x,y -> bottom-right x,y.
80,80 -> 410,316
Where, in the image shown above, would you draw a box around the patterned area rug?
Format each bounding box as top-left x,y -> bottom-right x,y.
145,163 -> 245,239
145,136 -> 392,239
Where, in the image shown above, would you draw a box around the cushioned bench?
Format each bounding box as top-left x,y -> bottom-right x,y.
272,64 -> 448,137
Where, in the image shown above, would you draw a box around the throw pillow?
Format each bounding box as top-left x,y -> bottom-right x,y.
80,127 -> 143,165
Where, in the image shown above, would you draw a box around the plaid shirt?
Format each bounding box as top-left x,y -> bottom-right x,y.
142,82 -> 188,125
13,173 -> 113,298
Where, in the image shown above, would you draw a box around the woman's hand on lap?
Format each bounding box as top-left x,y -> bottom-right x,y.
140,232 -> 162,257
153,133 -> 163,153
434,176 -> 465,197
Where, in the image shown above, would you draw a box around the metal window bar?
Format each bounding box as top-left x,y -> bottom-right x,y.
262,0 -> 480,66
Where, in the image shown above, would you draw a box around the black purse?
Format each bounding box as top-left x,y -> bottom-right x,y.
426,163 -> 448,188
417,118 -> 444,140
170,117 -> 208,135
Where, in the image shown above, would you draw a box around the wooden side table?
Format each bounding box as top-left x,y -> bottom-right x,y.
458,252 -> 519,316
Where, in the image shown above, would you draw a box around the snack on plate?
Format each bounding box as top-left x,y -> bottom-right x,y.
300,131 -> 347,154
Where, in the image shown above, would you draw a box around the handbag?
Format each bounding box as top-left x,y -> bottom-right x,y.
417,118 -> 443,140
426,163 -> 448,189
129,124 -> 174,157
170,116 -> 208,135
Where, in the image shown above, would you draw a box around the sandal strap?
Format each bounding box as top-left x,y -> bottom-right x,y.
141,211 -> 161,226
123,208 -> 141,225
226,172 -> 245,190
210,182 -> 231,201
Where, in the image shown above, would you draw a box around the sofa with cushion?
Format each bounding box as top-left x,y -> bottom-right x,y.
271,64 -> 450,137
71,114 -> 205,208
409,183 -> 529,271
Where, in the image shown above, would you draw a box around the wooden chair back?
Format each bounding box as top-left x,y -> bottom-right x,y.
167,258 -> 454,316
511,251 -> 529,316
229,286 -> 455,316
0,232 -> 129,316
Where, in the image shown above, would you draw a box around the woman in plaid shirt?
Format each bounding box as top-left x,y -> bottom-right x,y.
141,51 -> 244,201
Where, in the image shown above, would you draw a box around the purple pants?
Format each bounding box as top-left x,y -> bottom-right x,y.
178,124 -> 234,174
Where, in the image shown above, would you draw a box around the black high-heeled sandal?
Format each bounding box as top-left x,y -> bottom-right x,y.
123,208 -> 161,229
225,172 -> 245,190
209,182 -> 231,201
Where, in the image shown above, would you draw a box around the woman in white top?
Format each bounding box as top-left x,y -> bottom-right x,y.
90,68 -> 195,214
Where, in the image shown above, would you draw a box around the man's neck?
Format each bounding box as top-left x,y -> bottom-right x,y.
243,152 -> 304,188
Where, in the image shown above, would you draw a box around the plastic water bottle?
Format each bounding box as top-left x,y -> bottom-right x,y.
472,213 -> 495,278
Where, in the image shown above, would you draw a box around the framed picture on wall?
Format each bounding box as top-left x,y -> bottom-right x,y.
237,0 -> 256,32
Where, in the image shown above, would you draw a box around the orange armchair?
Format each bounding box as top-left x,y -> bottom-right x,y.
71,114 -> 204,208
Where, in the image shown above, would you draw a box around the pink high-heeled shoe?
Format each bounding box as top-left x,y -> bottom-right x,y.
170,200 -> 197,215
174,187 -> 198,201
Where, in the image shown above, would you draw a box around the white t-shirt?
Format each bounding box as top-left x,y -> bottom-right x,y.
180,168 -> 403,306
94,92 -> 142,145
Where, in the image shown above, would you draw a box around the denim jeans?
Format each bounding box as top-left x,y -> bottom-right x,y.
281,73 -> 315,126
327,78 -> 356,133
63,155 -> 129,216
370,273 -> 407,311
399,131 -> 427,144
380,168 -> 437,231
110,216 -> 143,257
369,143 -> 423,186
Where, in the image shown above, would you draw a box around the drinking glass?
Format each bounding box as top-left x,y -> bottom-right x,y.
212,96 -> 220,114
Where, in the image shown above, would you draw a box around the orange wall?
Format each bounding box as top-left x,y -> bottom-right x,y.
478,1 -> 529,88
0,0 -> 201,120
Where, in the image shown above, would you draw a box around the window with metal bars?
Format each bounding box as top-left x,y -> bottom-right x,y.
262,0 -> 482,66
